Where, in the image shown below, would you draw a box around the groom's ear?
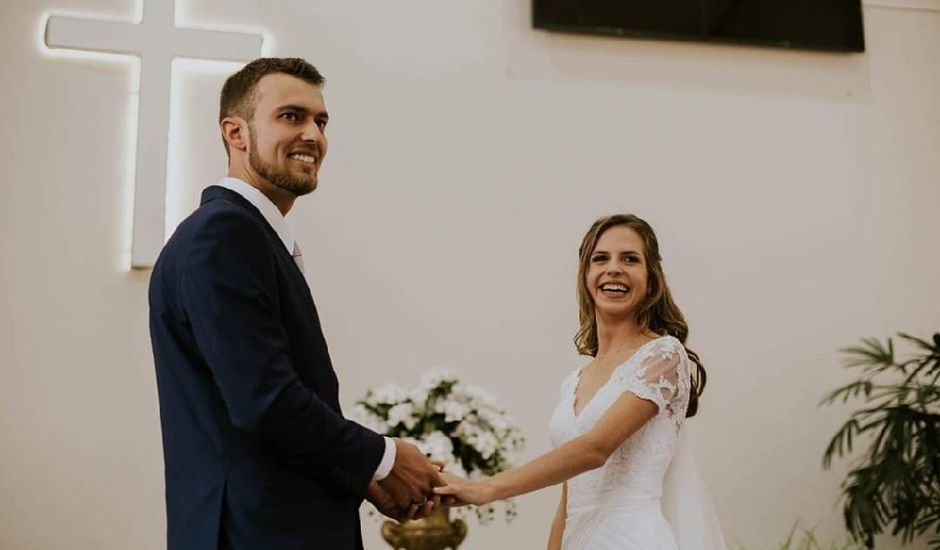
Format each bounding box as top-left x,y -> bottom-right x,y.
220,116 -> 249,155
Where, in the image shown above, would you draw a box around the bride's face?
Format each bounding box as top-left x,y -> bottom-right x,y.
585,225 -> 649,320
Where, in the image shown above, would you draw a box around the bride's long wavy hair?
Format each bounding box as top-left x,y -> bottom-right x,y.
574,214 -> 707,417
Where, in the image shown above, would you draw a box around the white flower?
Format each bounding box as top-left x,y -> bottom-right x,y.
464,385 -> 497,407
420,369 -> 456,390
387,403 -> 418,430
408,386 -> 428,404
468,430 -> 498,459
480,410 -> 498,424
350,403 -> 389,435
408,387 -> 428,414
372,383 -> 409,405
455,419 -> 479,440
443,457 -> 467,479
434,399 -> 470,422
418,432 -> 454,463
350,403 -> 369,419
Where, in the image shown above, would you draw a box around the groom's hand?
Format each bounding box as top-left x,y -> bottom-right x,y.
366,481 -> 407,522
367,481 -> 441,522
378,439 -> 444,512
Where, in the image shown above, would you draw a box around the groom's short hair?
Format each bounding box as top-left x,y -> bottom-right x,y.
219,57 -> 325,154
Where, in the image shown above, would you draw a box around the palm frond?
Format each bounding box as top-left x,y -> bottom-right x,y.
822,332 -> 940,549
898,332 -> 938,354
904,356 -> 940,387
840,337 -> 895,370
821,380 -> 874,406
824,418 -> 862,468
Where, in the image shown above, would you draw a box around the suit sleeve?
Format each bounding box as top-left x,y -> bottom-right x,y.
179,208 -> 384,495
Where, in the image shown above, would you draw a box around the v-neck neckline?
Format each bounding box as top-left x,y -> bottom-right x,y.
571,336 -> 667,419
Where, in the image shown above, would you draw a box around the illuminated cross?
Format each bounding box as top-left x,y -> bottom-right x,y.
45,1 -> 265,268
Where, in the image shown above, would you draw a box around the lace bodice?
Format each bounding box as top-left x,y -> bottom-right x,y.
549,336 -> 691,512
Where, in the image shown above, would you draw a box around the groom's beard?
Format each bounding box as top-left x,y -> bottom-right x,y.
248,127 -> 318,197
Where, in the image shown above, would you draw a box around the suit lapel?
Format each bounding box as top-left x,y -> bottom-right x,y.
201,185 -> 309,280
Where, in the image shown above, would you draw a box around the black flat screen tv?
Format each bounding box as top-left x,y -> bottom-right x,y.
532,0 -> 865,52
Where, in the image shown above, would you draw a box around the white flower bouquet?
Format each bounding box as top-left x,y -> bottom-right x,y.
352,370 -> 525,524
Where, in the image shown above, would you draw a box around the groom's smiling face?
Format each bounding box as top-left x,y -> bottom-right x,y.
246,73 -> 330,197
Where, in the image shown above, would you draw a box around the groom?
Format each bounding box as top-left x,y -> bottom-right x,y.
148,58 -> 442,550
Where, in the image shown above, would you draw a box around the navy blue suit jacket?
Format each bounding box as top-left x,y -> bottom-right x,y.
149,186 -> 385,549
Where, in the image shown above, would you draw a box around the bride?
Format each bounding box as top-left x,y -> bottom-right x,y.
434,214 -> 727,549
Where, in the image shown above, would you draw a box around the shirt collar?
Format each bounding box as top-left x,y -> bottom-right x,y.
215,177 -> 295,254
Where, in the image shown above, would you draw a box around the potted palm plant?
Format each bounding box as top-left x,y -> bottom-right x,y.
821,332 -> 940,549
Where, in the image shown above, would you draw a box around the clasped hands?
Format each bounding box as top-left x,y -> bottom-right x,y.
367,439 -> 496,523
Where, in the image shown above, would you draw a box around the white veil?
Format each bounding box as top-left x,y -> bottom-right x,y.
662,424 -> 729,550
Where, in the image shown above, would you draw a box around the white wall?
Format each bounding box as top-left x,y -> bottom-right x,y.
2,1 -> 938,548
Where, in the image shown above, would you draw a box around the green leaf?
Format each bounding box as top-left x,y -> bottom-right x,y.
840,337 -> 895,370
899,332 -> 937,354
824,419 -> 861,468
821,380 -> 875,406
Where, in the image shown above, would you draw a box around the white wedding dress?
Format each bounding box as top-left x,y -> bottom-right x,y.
548,336 -> 727,550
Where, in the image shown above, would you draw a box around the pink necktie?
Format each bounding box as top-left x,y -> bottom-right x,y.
292,242 -> 305,274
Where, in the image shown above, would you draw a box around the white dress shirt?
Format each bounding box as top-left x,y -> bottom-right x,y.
215,177 -> 396,481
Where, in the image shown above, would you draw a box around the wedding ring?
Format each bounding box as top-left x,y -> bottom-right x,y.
414,496 -> 428,505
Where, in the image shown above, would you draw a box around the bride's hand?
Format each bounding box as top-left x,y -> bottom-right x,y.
433,472 -> 497,506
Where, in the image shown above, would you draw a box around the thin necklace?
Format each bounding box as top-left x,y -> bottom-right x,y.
595,333 -> 650,368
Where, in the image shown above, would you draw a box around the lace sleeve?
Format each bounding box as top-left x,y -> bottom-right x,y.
611,337 -> 685,415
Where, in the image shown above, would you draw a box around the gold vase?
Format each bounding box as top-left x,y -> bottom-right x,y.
381,507 -> 467,550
